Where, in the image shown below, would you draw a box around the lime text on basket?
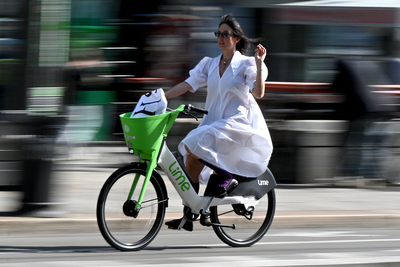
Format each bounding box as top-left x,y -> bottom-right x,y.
169,161 -> 191,192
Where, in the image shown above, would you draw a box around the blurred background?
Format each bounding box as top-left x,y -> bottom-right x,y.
1,0 -> 400,214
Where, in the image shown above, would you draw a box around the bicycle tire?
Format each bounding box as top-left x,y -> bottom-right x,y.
210,189 -> 276,247
96,163 -> 167,251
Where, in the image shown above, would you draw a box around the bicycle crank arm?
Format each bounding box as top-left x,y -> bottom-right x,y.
200,215 -> 236,229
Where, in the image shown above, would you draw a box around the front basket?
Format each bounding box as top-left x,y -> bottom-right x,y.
119,112 -> 171,153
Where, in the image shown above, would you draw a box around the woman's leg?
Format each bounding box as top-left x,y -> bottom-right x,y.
165,146 -> 203,231
185,152 -> 204,184
185,145 -> 234,197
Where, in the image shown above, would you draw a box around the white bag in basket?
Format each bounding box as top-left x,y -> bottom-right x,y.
131,89 -> 167,118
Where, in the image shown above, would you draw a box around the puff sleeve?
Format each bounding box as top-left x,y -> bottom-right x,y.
243,58 -> 268,92
185,57 -> 211,92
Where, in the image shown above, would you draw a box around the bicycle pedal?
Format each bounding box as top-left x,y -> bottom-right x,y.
183,206 -> 199,221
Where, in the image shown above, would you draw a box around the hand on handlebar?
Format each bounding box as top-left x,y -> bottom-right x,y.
186,104 -> 208,115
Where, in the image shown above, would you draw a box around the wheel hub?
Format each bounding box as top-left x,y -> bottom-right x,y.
123,200 -> 139,218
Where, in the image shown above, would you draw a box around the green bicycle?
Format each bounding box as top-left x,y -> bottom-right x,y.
96,104 -> 277,251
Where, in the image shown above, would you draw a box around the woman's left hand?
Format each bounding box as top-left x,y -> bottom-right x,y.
252,44 -> 267,99
254,44 -> 267,68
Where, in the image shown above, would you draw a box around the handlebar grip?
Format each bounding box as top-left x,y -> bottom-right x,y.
186,104 -> 208,115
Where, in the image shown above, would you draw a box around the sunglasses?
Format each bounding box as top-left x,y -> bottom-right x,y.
214,31 -> 234,38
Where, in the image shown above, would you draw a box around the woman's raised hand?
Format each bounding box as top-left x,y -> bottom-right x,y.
254,44 -> 267,68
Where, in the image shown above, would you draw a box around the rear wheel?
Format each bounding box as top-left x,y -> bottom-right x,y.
210,189 -> 276,247
96,164 -> 167,251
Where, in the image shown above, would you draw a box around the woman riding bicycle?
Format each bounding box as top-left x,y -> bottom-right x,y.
164,14 -> 273,231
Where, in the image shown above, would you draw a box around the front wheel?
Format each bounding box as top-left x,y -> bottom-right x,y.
210,189 -> 276,247
96,164 -> 167,251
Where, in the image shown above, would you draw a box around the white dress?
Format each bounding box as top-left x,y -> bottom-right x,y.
178,51 -> 273,184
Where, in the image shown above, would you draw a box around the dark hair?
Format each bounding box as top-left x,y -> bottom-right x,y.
219,14 -> 250,55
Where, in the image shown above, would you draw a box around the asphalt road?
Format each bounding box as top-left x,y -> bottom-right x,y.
1,145 -> 400,266
1,227 -> 400,266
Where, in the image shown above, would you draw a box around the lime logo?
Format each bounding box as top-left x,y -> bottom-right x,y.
124,125 -> 130,133
169,161 -> 191,192
258,180 -> 269,186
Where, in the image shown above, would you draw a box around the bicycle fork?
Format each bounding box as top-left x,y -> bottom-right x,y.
125,143 -> 161,217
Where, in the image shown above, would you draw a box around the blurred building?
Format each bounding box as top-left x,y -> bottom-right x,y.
3,0 -> 400,135
2,0 -> 400,190
262,0 -> 400,81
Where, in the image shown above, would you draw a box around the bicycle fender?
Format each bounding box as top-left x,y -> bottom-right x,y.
228,168 -> 277,200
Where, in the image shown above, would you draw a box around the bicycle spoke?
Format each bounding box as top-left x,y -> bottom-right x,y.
140,198 -> 168,209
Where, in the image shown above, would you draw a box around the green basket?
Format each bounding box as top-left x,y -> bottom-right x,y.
120,112 -> 171,156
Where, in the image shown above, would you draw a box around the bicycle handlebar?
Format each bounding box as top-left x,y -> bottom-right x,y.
185,104 -> 208,115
